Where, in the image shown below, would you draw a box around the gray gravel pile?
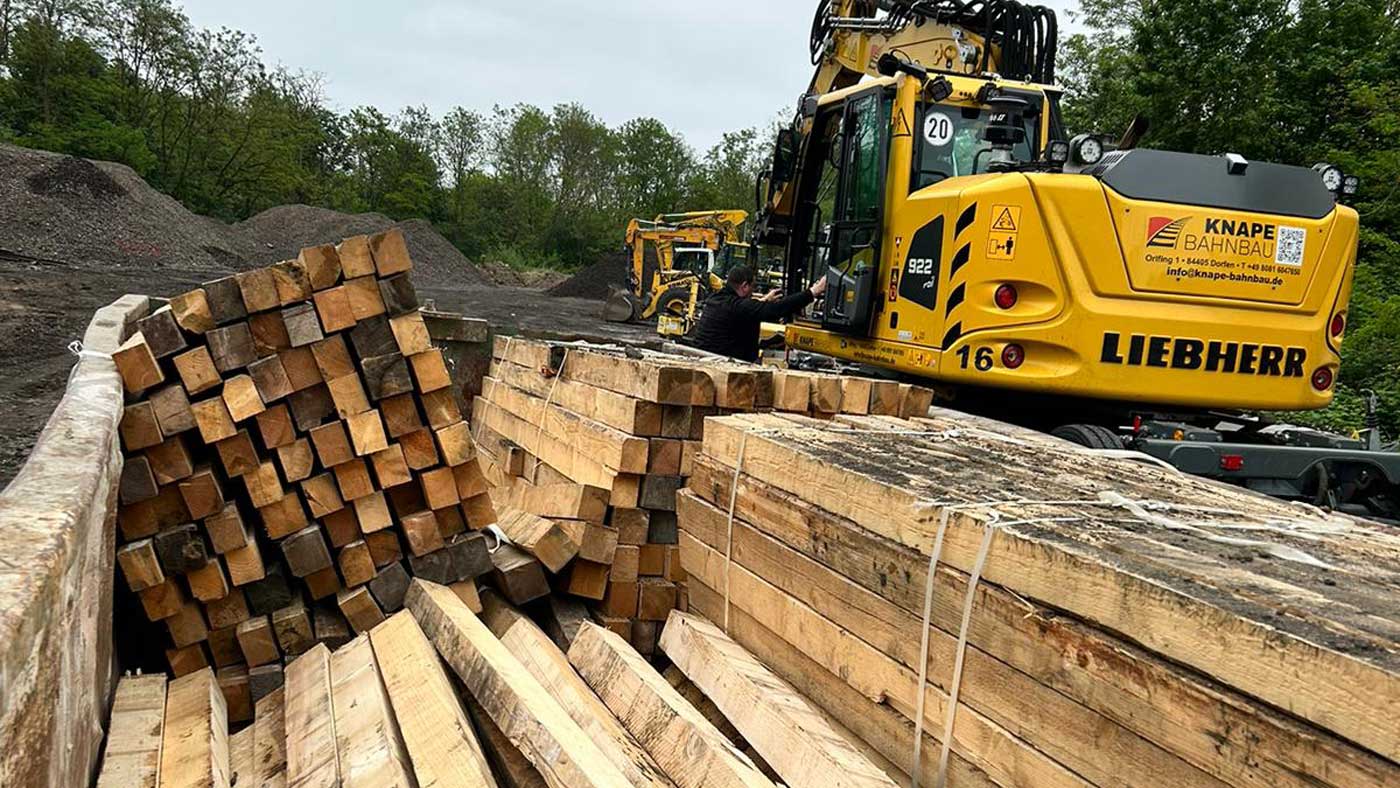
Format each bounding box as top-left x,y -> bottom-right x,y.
547,250 -> 630,300
0,144 -> 256,274
238,206 -> 493,288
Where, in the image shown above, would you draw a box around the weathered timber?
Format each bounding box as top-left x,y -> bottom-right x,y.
479,592 -> 676,787
328,636 -> 415,787
404,581 -> 633,787
568,622 -> 775,788
157,668 -> 230,788
368,611 -> 497,788
284,644 -> 339,788
96,674 -> 168,788
661,611 -> 899,788
489,544 -> 550,604
698,412 -> 1400,761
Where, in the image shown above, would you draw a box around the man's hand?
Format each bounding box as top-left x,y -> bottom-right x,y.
759,289 -> 783,303
809,276 -> 829,298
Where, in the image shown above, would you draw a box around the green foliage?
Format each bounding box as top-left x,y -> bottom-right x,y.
1061,0 -> 1400,436
0,0 -> 767,273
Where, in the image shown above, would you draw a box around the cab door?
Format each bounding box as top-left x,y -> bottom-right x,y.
821,89 -> 890,334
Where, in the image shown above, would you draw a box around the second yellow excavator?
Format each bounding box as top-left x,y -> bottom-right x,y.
605,211 -> 751,336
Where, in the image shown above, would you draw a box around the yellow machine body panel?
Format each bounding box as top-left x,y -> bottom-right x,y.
787,75 -> 1358,413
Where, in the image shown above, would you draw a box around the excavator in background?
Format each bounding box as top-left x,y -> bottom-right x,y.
606,211 -> 752,336
752,0 -> 1399,515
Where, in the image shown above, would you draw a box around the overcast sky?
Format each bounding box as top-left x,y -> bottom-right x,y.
180,0 -> 1080,151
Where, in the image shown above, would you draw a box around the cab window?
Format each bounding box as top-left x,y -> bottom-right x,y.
842,93 -> 883,223
912,103 -> 1038,190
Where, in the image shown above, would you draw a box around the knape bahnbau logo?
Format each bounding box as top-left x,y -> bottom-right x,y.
1146,217 -> 1189,249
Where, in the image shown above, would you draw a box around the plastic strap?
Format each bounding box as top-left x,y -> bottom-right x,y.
935,522 -> 998,788
909,502 -> 989,788
722,431 -> 750,633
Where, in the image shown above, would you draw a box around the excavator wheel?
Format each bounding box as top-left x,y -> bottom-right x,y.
1051,424 -> 1124,450
658,286 -> 693,317
603,288 -> 641,323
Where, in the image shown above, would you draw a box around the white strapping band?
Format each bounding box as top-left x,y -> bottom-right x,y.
722,431 -> 750,632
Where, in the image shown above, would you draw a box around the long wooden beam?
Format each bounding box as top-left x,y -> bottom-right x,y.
404,580 -> 632,788
683,581 -> 986,788
97,674 -> 168,788
284,645 -> 339,788
329,635 -> 415,787
479,592 -> 675,787
679,518 -> 1152,788
684,449 -> 1400,788
368,611 -> 497,788
568,621 -> 776,788
493,337 -> 711,406
489,357 -> 663,436
158,668 -> 230,788
660,611 -> 899,788
253,686 -> 288,788
471,398 -> 617,489
481,378 -> 649,473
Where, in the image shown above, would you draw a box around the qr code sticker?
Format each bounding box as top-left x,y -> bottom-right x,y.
1276,226 -> 1306,266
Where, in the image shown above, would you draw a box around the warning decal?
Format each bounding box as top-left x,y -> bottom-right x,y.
986,205 -> 1021,260
991,205 -> 1021,232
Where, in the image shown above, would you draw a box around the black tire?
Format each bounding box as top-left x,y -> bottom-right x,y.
658,286 -> 693,317
1051,423 -> 1123,450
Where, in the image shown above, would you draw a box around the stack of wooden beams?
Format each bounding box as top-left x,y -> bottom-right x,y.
475,335 -> 934,655
676,410 -> 1400,787
97,579 -> 797,788
111,229 -> 497,718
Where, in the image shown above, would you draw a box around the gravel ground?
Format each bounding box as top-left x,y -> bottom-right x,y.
241,206 -> 502,288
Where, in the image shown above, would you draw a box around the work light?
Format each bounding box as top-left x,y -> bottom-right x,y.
1069,134 -> 1103,165
1313,163 -> 1345,193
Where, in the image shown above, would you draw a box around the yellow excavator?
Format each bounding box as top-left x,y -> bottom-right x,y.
758,1 -> 1394,513
606,211 -> 750,336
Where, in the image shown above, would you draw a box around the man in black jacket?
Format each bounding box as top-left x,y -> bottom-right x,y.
691,266 -> 827,362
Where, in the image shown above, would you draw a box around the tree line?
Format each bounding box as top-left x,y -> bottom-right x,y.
0,0 -> 769,269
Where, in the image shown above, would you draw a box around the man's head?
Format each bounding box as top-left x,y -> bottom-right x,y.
727,266 -> 756,299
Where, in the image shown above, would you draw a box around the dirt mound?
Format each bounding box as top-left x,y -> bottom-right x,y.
0,144 -> 256,274
548,250 -> 629,300
237,204 -> 395,264
395,218 -> 491,288
26,156 -> 128,200
238,207 -> 492,288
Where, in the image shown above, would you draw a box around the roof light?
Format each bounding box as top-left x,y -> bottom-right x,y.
1342,175 -> 1360,197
